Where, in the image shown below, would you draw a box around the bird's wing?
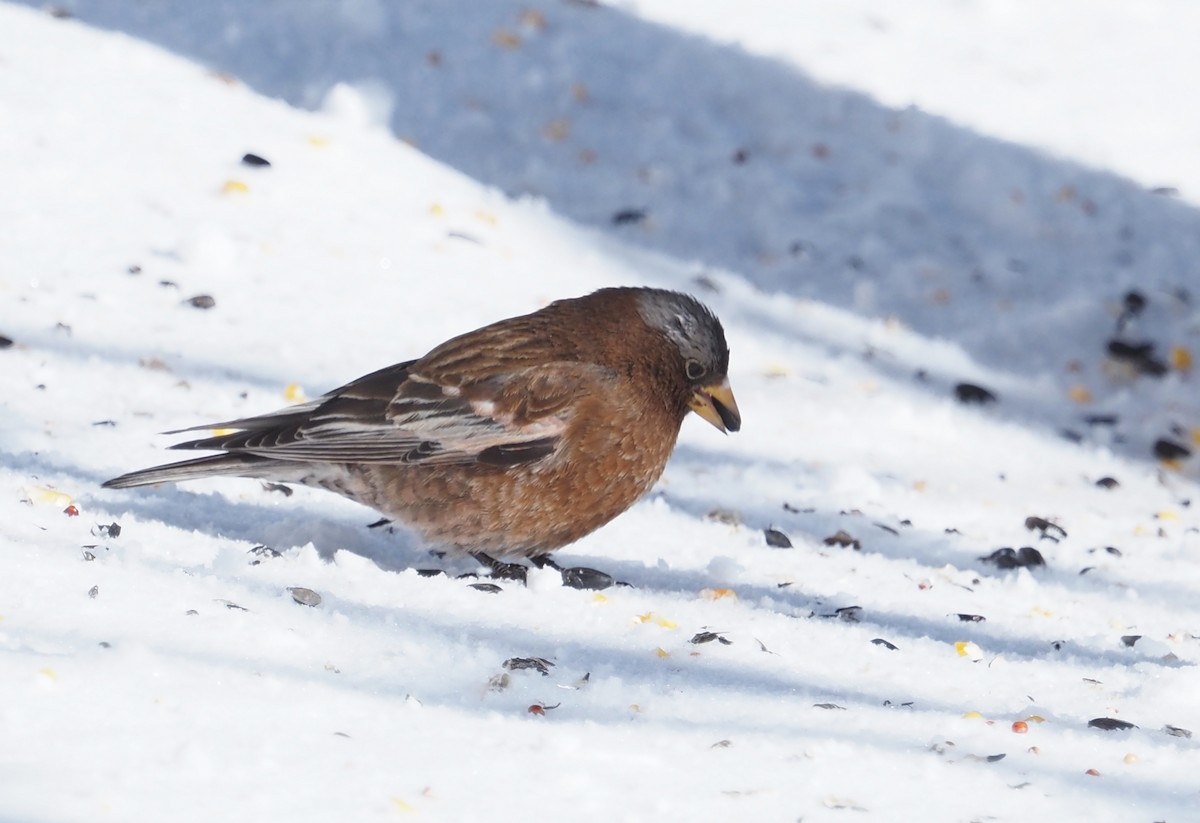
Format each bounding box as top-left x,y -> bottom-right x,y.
168,351 -> 608,467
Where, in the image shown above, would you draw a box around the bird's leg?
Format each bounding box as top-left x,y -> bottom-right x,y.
470,551 -> 529,584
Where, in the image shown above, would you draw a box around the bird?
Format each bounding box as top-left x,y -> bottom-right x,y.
104,287 -> 740,585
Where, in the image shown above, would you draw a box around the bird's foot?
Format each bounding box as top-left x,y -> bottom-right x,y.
470,552 -> 529,584
468,552 -> 626,590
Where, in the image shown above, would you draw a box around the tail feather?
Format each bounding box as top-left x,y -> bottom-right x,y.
102,454 -> 281,489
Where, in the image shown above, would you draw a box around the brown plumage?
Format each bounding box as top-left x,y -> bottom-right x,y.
104,287 -> 740,559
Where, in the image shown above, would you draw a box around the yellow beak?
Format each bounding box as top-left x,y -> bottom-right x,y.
689,378 -> 741,433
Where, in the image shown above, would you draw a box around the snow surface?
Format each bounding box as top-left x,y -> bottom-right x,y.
1,2 -> 1198,821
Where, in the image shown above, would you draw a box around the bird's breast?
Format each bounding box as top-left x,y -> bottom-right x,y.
349,387 -> 682,556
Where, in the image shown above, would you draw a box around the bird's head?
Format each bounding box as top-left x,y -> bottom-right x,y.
634,289 -> 741,434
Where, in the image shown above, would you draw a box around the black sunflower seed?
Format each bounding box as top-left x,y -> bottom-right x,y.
611,208 -> 647,225
560,566 -> 615,590
764,528 -> 793,548
690,631 -> 732,645
1153,439 -> 1191,461
503,657 -> 554,676
954,383 -> 997,404
1088,717 -> 1136,731
184,294 -> 216,309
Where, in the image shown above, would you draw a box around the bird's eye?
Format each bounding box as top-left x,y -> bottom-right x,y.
685,360 -> 707,381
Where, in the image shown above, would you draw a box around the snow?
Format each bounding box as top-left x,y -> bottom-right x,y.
1,2 -> 1198,820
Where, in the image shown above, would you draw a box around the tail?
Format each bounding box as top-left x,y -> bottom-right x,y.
102,453 -> 282,489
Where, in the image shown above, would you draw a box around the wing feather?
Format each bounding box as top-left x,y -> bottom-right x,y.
168,341 -> 609,467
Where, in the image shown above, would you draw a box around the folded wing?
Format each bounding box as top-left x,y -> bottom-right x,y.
167,355 -> 607,468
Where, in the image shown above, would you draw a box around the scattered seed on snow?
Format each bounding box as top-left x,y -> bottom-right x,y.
1088,717 -> 1136,731
184,294 -> 216,309
823,530 -> 861,550
979,547 -> 1045,569
1153,438 -> 1191,461
1024,516 -> 1067,539
832,606 -> 863,622
611,208 -> 647,225
954,382 -> 998,404
1107,338 -> 1168,376
288,587 -> 321,607
560,566 -> 615,590
764,527 -> 792,548
503,657 -> 555,676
